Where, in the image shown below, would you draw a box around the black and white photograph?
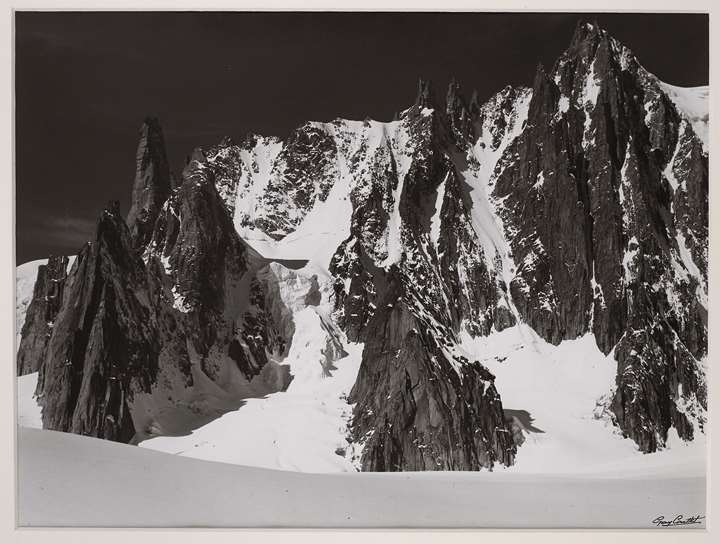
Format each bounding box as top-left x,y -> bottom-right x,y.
11,7 -> 710,529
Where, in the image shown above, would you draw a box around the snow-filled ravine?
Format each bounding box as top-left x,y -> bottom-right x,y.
138,259 -> 367,472
140,303 -> 364,472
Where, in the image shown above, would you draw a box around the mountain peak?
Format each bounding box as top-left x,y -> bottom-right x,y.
569,19 -> 605,48
415,77 -> 434,109
445,79 -> 465,112
468,89 -> 481,117
127,116 -> 171,248
562,19 -> 619,68
103,199 -> 122,219
142,115 -> 163,132
445,78 -> 477,144
445,78 -> 464,106
531,62 -> 551,91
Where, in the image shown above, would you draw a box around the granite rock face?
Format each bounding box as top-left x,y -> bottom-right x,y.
16,256 -> 70,375
127,117 -> 172,249
29,142 -> 294,443
326,88 -> 523,469
37,202 -> 157,442
492,22 -> 707,451
349,271 -> 515,470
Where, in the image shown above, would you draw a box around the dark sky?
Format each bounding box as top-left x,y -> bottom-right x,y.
15,11 -> 708,264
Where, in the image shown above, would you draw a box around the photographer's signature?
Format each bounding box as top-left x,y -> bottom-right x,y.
652,514 -> 705,527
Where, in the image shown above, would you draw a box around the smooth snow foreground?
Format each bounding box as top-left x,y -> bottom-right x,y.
17,427 -> 706,528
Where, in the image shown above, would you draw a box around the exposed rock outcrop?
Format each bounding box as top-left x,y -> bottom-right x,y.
327,88 -> 520,470
349,271 -> 515,470
445,79 -> 477,146
16,255 -> 70,375
37,202 -> 157,442
127,117 -> 172,249
493,21 -> 707,450
33,139 -> 295,444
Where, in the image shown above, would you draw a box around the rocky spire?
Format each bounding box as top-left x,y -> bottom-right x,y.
445,78 -> 475,145
348,269 -> 516,471
561,18 -> 612,74
527,62 -> 559,123
468,89 -> 481,118
531,62 -> 549,90
568,19 -> 604,50
493,21 -> 707,454
169,170 -> 181,191
445,78 -> 464,115
16,255 -> 70,376
414,77 -> 434,109
32,151 -> 291,446
126,116 -> 171,250
37,200 -> 157,442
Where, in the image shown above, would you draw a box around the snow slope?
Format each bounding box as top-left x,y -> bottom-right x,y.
140,310 -> 363,472
232,118 -> 414,271
457,325 -> 706,476
140,262 -> 365,472
237,159 -> 354,271
17,372 -> 43,429
70,320 -> 705,475
659,82 -> 709,152
17,427 -> 705,527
